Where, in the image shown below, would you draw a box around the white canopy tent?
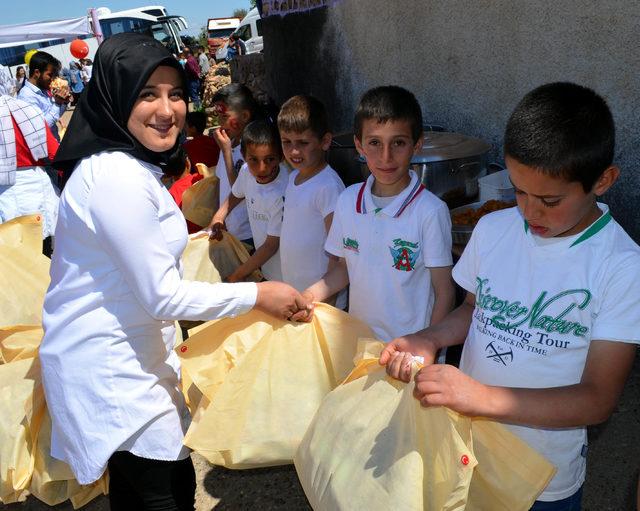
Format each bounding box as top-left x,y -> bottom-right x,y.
0,16 -> 93,45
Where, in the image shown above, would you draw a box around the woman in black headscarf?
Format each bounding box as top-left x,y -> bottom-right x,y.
40,33 -> 309,510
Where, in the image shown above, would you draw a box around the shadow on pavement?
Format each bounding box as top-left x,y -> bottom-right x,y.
204,464 -> 311,510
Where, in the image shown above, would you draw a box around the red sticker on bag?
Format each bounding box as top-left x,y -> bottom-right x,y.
461,454 -> 469,466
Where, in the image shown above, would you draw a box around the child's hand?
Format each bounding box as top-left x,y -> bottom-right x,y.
226,271 -> 243,283
289,290 -> 315,322
380,332 -> 439,382
209,222 -> 226,241
212,127 -> 232,152
413,364 -> 488,416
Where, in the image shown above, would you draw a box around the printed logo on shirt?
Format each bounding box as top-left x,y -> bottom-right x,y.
473,277 -> 592,363
343,237 -> 359,253
252,211 -> 269,222
389,238 -> 420,271
485,342 -> 514,365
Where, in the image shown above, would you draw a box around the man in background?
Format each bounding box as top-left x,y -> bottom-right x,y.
18,51 -> 68,141
197,45 -> 210,78
183,47 -> 202,109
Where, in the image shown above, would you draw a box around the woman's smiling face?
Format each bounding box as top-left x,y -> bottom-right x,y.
127,66 -> 186,153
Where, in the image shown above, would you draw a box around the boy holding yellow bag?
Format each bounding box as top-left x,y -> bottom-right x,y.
382,82 -> 640,509
208,120 -> 288,282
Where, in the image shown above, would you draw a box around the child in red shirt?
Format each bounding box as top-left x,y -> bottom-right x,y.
182,111 -> 219,168
166,148 -> 204,233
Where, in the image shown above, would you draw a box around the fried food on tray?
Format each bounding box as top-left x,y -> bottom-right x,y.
50,77 -> 70,98
452,200 -> 516,226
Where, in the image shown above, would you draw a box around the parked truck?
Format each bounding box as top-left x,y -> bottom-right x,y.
207,17 -> 240,57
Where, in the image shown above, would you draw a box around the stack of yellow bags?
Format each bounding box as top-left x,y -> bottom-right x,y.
177,304 -> 374,468
178,303 -> 555,509
0,217 -> 265,506
0,216 -> 108,507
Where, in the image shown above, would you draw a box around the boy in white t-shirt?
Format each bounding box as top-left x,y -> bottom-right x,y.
277,95 -> 346,306
208,120 -> 288,282
210,84 -> 257,244
295,86 -> 455,341
381,82 -> 640,509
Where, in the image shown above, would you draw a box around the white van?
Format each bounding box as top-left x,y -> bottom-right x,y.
215,8 -> 263,61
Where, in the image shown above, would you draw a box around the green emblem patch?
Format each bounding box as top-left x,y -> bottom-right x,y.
343,237 -> 359,253
389,238 -> 420,271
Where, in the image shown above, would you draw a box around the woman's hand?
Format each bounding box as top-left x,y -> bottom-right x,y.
289,290 -> 315,322
212,127 -> 232,153
413,364 -> 489,416
379,331 -> 440,382
254,281 -> 312,321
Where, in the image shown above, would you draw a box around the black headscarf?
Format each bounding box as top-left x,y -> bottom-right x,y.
54,33 -> 187,176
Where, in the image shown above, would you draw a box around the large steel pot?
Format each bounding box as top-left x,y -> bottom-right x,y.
360,131 -> 492,207
327,125 -> 449,187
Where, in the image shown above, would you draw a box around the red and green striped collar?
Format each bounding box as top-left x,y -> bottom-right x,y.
524,208 -> 612,247
355,171 -> 426,218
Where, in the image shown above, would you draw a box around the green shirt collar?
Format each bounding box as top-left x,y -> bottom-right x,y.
523,209 -> 612,247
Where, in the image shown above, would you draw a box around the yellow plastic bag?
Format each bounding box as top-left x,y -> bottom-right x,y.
294,341 -> 556,511
0,355 -> 41,504
0,215 -> 50,327
181,164 -> 220,228
29,412 -> 109,508
0,325 -> 42,364
0,213 -> 43,248
0,326 -> 108,507
177,304 -> 374,469
181,231 -> 262,283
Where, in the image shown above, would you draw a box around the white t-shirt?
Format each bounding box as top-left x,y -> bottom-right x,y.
216,144 -> 252,241
231,163 -> 288,280
325,170 -> 452,341
280,165 -> 345,294
39,151 -> 257,484
453,204 -> 640,501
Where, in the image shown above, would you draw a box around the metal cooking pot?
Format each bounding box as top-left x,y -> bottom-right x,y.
327,125 -> 449,187
360,131 -> 492,207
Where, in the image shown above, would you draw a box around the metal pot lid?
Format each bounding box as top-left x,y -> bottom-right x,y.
411,132 -> 491,164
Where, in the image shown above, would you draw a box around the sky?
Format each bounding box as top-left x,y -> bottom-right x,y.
2,1 -> 252,36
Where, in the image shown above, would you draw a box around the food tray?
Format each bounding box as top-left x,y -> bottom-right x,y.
450,199 -> 517,245
450,202 -> 482,245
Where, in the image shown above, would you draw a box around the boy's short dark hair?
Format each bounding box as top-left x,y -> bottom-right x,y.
354,86 -> 423,143
29,51 -> 60,77
277,95 -> 330,139
504,82 -> 615,193
212,83 -> 259,119
186,111 -> 207,133
241,120 -> 283,158
163,147 -> 189,178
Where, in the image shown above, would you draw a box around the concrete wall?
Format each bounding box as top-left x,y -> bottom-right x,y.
262,0 -> 640,239
230,53 -> 270,105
